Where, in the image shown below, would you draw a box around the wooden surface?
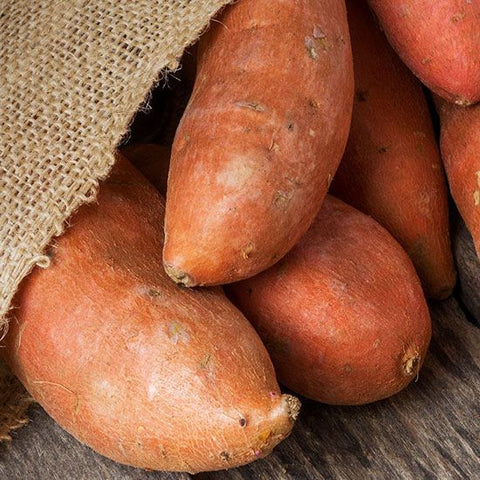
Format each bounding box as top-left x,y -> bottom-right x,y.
1,295 -> 478,480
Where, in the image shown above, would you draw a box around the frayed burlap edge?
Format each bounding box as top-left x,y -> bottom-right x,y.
1,0 -> 230,441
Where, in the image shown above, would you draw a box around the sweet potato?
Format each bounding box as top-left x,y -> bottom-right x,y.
120,143 -> 170,196
227,196 -> 432,405
367,0 -> 480,105
1,155 -> 299,473
331,0 -> 456,300
163,0 -> 354,287
436,98 -> 480,258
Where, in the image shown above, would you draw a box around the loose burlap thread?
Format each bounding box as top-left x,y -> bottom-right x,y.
1,0 -> 230,440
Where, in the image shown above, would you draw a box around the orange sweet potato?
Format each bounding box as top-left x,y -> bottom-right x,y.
436,98 -> 480,258
163,0 -> 354,287
121,143 -> 170,196
331,0 -> 456,299
367,0 -> 480,105
1,155 -> 299,473
227,196 -> 432,405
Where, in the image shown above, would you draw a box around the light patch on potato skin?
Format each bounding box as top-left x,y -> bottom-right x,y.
164,0 -> 354,287
2,156 -> 299,473
215,156 -> 256,189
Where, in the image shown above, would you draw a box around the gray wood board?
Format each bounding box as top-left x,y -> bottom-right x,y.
453,220 -> 480,326
1,298 -> 479,480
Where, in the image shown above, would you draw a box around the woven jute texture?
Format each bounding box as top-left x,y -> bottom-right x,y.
0,0 -> 229,439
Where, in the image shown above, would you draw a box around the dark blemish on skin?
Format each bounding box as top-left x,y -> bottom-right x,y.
377,146 -> 388,154
158,445 -> 167,459
317,38 -> 330,51
220,451 -> 231,462
148,289 -> 161,297
247,287 -> 253,295
309,99 -> 320,110
451,11 -> 466,23
239,417 -> 247,428
199,354 -> 212,370
235,100 -> 265,112
355,90 -> 368,102
257,429 -> 273,443
287,123 -> 295,131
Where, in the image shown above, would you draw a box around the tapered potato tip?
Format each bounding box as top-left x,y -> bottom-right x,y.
163,262 -> 197,287
2,155 -> 300,473
181,393 -> 301,473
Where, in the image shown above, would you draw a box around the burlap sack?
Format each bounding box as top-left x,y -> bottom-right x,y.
1,0 -> 230,440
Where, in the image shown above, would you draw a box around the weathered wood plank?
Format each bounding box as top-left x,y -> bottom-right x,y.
453,220 -> 480,325
1,298 -> 479,479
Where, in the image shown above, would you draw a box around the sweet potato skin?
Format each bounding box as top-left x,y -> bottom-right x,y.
164,0 -> 354,286
331,0 -> 455,300
1,156 -> 299,473
367,0 -> 480,105
437,99 -> 480,258
227,196 -> 432,405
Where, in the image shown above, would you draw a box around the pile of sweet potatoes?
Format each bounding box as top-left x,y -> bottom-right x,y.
2,0 -> 479,474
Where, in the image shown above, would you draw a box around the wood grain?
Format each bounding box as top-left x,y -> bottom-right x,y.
0,404 -> 190,480
1,298 -> 478,479
453,220 -> 480,326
